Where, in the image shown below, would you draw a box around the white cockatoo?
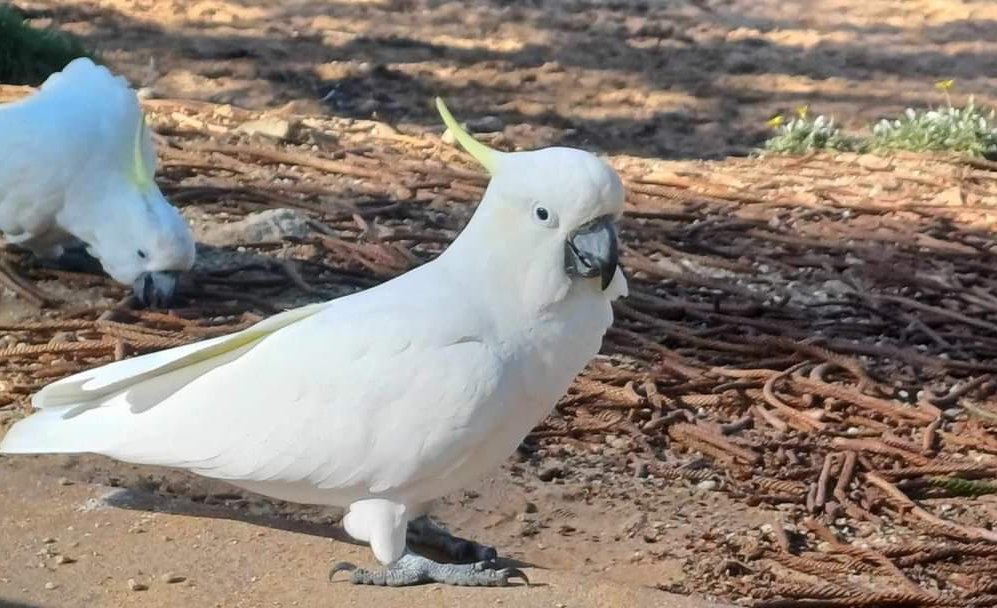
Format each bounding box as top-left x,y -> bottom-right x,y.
0,98 -> 627,587
0,57 -> 195,306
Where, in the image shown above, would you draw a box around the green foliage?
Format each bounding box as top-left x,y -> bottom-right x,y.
762,114 -> 856,155
867,101 -> 997,159
0,5 -> 93,85
761,83 -> 997,160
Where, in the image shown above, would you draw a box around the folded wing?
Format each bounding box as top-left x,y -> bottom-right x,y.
1,288 -> 501,498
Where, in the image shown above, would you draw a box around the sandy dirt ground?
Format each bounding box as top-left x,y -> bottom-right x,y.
0,457 -> 733,608
3,1 -> 997,608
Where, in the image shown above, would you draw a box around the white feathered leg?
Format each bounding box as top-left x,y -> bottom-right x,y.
341,499 -> 409,565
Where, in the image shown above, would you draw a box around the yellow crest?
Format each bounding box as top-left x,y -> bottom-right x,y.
435,97 -> 506,174
128,113 -> 154,191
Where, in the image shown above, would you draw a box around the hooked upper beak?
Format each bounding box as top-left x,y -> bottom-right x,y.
564,215 -> 619,290
133,271 -> 181,308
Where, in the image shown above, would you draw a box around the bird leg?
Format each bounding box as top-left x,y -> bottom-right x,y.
330,551 -> 527,587
406,515 -> 498,562
24,243 -> 104,275
50,245 -> 105,275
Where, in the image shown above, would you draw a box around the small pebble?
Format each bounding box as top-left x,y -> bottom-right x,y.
537,465 -> 563,482
519,521 -> 540,537
44,582 -> 58,591
42,537 -> 57,544
57,478 -> 73,486
696,480 -> 719,491
55,555 -> 76,565
524,501 -> 538,514
127,579 -> 148,592
161,573 -> 186,584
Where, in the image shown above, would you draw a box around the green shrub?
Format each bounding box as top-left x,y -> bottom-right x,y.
867,101 -> 997,159
762,113 -> 856,155
761,81 -> 997,159
0,5 -> 94,85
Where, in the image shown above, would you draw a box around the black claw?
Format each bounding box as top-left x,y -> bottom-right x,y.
505,568 -> 529,586
328,561 -> 358,582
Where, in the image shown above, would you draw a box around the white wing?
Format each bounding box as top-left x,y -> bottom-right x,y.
32,300 -> 332,408
2,270 -> 506,497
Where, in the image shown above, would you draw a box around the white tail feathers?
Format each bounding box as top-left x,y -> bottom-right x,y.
1,301 -> 331,457
0,407 -> 100,454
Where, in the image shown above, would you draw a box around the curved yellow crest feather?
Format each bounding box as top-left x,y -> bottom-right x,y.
435,97 -> 505,174
129,113 -> 154,192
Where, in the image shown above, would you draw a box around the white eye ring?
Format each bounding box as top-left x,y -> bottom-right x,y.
532,203 -> 558,228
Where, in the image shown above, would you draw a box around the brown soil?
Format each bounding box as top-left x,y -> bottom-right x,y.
3,2 -> 997,608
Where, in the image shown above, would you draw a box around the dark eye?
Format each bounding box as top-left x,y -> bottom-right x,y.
137,250 -> 147,259
531,202 -> 558,227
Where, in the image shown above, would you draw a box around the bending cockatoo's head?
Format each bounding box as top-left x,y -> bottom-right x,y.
436,98 -> 626,310
85,115 -> 195,307
50,61 -> 196,307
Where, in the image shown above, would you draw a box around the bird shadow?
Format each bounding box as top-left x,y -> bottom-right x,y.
101,485 -> 537,570
101,485 -> 358,544
0,600 -> 44,608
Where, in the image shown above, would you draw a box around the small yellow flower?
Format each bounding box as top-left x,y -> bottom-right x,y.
795,104 -> 809,119
766,115 -> 784,128
935,79 -> 955,91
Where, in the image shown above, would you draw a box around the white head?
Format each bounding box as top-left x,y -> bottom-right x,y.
60,106 -> 195,307
436,99 -> 626,312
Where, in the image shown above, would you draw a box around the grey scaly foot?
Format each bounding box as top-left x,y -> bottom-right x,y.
407,515 -> 498,562
330,552 -> 527,587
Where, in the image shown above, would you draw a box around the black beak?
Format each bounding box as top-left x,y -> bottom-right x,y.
564,215 -> 619,290
133,271 -> 181,308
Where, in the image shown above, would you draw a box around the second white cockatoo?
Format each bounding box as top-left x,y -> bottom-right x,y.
0,98 -> 627,587
0,57 -> 195,306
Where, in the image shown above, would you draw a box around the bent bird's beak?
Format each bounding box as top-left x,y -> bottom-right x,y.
564,215 -> 619,290
133,270 -> 181,308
